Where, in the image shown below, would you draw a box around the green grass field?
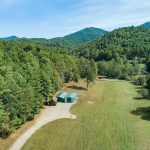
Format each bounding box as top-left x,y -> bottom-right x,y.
21,80 -> 150,150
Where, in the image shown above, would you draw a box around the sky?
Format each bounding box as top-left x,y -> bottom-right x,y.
0,0 -> 150,39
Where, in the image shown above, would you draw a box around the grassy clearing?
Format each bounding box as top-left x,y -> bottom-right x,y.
21,80 -> 150,150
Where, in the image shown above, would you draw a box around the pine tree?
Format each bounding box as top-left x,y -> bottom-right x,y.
0,99 -> 8,135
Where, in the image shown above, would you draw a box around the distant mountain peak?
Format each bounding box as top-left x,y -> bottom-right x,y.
138,21 -> 150,29
0,36 -> 19,41
64,27 -> 108,38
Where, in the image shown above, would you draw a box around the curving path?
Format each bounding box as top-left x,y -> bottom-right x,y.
9,103 -> 77,150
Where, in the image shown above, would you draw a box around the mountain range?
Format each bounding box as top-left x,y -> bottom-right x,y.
15,27 -> 108,48
1,21 -> 150,49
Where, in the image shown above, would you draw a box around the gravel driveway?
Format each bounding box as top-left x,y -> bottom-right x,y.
9,102 -> 76,150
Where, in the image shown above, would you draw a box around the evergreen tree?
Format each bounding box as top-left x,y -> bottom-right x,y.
0,99 -> 8,135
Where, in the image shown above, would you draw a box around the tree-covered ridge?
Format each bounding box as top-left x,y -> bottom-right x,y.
0,40 -> 96,135
16,38 -> 71,51
0,36 -> 19,41
65,27 -> 108,38
73,26 -> 150,61
139,21 -> 150,29
15,27 -> 108,48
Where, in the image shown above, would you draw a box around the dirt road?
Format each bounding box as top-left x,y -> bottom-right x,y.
9,103 -> 76,150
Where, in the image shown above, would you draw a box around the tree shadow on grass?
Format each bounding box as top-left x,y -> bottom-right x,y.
131,106 -> 150,121
130,82 -> 143,88
132,97 -> 144,100
67,86 -> 87,91
135,86 -> 142,90
133,96 -> 150,101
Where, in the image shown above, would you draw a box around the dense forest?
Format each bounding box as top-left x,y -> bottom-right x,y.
16,38 -> 71,52
0,40 -> 96,136
15,27 -> 108,50
73,26 -> 150,61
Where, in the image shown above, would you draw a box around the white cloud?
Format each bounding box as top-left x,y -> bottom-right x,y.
1,0 -> 150,38
119,0 -> 150,8
36,0 -> 150,38
71,30 -> 76,33
61,0 -> 150,31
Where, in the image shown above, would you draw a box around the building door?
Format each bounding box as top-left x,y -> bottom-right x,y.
58,98 -> 64,102
67,97 -> 72,103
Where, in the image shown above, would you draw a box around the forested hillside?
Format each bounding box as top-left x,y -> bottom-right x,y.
0,40 -> 96,136
73,26 -> 150,61
139,21 -> 150,29
16,38 -> 71,51
15,27 -> 108,49
65,27 -> 108,38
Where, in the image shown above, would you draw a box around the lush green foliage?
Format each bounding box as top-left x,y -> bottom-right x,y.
65,27 -> 108,38
0,40 -> 96,135
138,88 -> 149,98
78,58 -> 97,90
16,38 -> 71,52
97,55 -> 140,79
73,26 -> 150,61
15,27 -> 108,49
133,76 -> 150,98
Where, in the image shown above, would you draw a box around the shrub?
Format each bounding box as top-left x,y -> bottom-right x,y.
138,88 -> 149,98
118,74 -> 131,81
133,76 -> 146,85
137,77 -> 146,85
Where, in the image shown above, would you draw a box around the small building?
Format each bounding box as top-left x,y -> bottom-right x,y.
65,92 -> 78,103
56,92 -> 68,102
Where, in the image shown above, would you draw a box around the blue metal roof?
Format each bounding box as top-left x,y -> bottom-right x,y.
66,92 -> 77,98
56,92 -> 68,99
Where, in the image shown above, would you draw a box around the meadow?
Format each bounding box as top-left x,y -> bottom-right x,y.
19,80 -> 150,150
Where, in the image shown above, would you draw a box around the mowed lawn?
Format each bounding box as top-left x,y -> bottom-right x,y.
21,80 -> 150,150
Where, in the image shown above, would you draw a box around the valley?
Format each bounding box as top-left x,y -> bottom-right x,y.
20,80 -> 150,150
1,21 -> 150,150
1,0 -> 150,149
